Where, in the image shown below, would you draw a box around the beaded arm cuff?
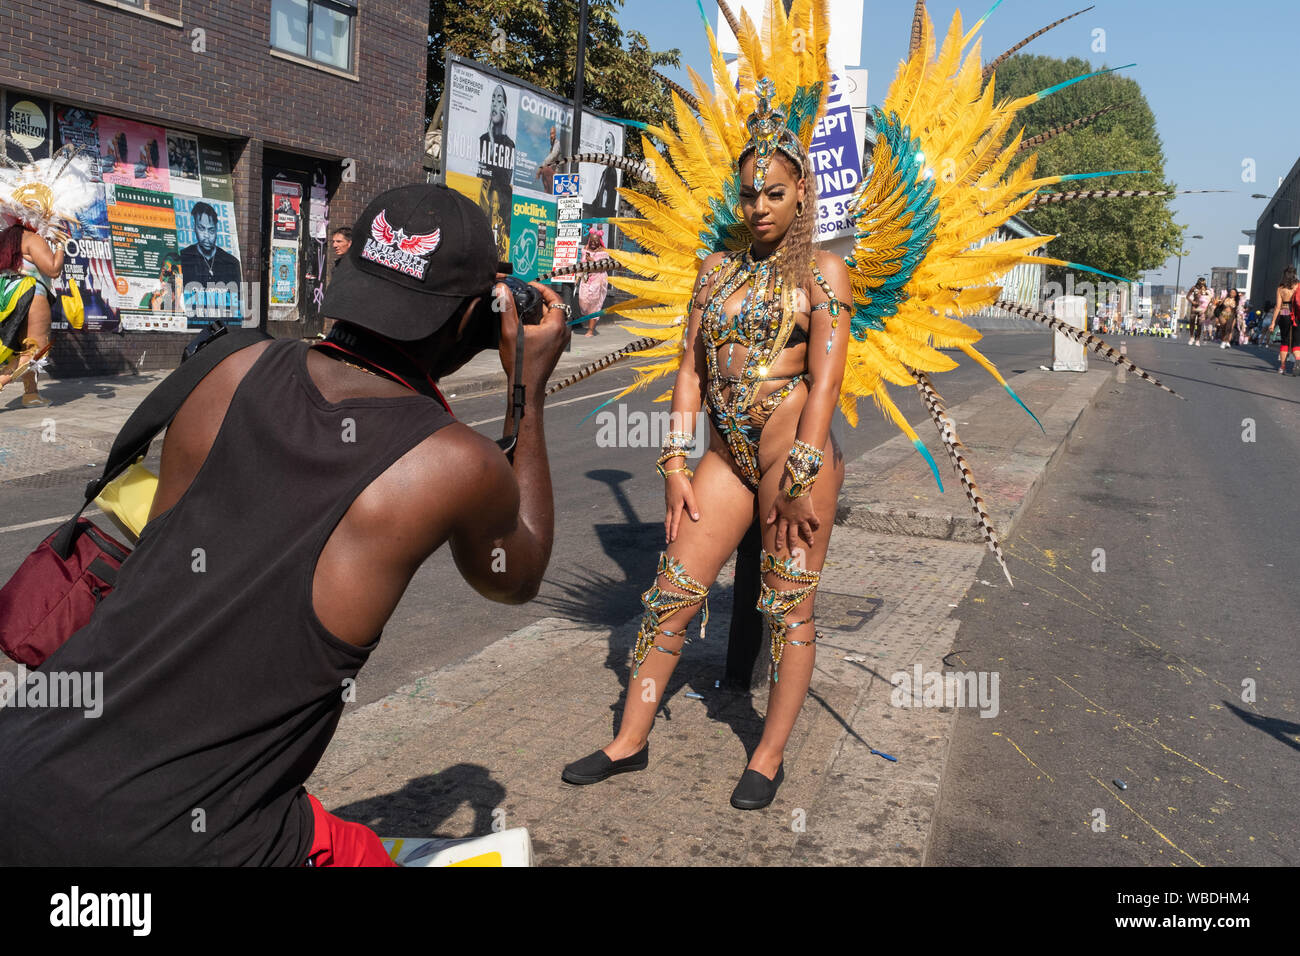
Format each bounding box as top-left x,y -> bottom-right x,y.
783,439 -> 824,499
656,431 -> 695,477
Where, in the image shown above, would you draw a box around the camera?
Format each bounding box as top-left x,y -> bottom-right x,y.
466,271 -> 546,355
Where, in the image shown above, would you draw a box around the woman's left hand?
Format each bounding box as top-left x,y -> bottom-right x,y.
766,487 -> 820,553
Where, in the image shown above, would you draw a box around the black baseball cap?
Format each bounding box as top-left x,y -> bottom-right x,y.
321,184 -> 497,340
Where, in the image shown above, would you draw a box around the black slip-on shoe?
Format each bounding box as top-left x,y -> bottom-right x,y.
561,745 -> 649,785
729,763 -> 785,810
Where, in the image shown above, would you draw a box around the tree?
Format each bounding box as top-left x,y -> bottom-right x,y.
426,0 -> 681,161
991,54 -> 1183,287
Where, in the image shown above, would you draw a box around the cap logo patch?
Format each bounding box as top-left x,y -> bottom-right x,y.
362,209 -> 441,279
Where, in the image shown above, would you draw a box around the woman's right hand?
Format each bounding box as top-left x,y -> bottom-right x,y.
664,470 -> 700,544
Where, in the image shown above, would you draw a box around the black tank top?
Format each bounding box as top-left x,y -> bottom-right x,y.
0,338 -> 455,865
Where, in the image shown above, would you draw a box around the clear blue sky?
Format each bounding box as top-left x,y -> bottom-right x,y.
622,0 -> 1300,291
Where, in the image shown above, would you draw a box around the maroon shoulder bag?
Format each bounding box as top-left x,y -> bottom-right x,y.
0,324 -> 268,667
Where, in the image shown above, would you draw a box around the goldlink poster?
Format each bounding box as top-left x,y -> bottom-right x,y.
106,184 -> 187,332
443,58 -> 624,280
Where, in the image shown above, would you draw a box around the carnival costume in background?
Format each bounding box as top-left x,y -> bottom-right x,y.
577,230 -> 611,335
547,0 -> 1185,622
0,138 -> 95,390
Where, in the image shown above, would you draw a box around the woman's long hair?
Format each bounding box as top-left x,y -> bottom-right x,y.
737,144 -> 818,294
1282,265 -> 1298,291
0,222 -> 25,274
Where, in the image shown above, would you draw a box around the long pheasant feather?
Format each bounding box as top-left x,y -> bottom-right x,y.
913,370 -> 1013,585
1025,187 -> 1228,209
653,71 -> 701,113
1017,103 -> 1125,153
993,299 -> 1183,398
544,337 -> 659,398
552,153 -> 654,183
982,6 -> 1095,83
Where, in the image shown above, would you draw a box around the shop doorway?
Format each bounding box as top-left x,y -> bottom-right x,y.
261,150 -> 337,337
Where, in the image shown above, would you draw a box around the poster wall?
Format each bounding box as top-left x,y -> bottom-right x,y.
4,94 -> 53,164
268,178 -> 302,312
442,57 -> 625,282
2,93 -> 248,332
97,115 -> 170,194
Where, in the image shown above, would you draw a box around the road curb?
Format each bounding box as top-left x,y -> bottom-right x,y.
835,367 -> 1116,545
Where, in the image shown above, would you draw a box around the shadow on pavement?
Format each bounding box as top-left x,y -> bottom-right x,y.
1222,701 -> 1300,755
329,763 -> 507,838
537,467 -> 767,762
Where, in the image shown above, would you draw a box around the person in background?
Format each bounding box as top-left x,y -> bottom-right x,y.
0,221 -> 66,407
1268,266 -> 1299,373
578,227 -> 611,337
535,125 -> 563,196
1214,290 -> 1240,349
330,227 -> 352,267
319,227 -> 354,338
1186,278 -> 1210,346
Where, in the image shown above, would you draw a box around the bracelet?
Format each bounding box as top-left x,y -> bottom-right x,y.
656,431 -> 695,476
661,466 -> 694,479
784,439 -> 824,499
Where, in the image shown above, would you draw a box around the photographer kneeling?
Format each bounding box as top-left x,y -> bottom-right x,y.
0,185 -> 570,865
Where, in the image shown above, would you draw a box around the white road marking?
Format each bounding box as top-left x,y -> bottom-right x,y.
0,508 -> 104,536
463,385 -> 628,428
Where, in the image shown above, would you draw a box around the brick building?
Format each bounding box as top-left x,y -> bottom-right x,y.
1250,152 -> 1300,311
1,0 -> 428,375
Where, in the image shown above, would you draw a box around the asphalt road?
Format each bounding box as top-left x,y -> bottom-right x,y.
928,335 -> 1300,866
1,331 -> 1057,708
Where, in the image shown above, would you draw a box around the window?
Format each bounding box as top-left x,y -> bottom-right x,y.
271,0 -> 356,71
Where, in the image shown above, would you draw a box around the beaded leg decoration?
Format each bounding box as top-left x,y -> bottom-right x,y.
758,550 -> 821,683
631,553 -> 710,678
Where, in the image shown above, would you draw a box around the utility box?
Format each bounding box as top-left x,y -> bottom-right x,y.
1052,294 -> 1088,372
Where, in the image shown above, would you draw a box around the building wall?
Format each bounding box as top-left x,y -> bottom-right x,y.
1,0 -> 428,375
1250,152 -> 1300,310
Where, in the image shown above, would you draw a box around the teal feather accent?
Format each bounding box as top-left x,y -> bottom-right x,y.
845,112 -> 940,337
1003,384 -> 1044,433
1057,170 -> 1148,182
1063,261 -> 1133,283
970,0 -> 1007,33
695,0 -> 709,27
1034,63 -> 1135,100
913,438 -> 944,492
580,390 -> 623,427
785,83 -> 825,138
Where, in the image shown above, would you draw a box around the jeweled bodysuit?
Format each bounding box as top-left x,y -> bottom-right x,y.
697,249 -> 836,489
700,251 -> 801,488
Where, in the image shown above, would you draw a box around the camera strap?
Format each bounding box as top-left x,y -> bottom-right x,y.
496,314 -> 526,462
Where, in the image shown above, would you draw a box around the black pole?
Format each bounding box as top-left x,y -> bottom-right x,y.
563,0 -> 589,349
725,520 -> 764,689
571,0 -> 588,175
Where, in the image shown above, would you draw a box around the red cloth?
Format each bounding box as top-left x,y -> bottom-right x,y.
303,793 -> 398,867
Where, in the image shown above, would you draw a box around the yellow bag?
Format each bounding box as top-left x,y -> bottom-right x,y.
60,277 -> 85,330
93,461 -> 159,544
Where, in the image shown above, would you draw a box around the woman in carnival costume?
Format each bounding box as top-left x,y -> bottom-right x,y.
0,139 -> 95,406
557,0 -> 1184,809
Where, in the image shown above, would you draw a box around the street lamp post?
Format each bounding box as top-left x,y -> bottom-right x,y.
1252,194 -> 1299,230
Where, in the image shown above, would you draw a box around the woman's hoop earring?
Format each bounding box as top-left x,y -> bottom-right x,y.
796,201 -> 805,217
